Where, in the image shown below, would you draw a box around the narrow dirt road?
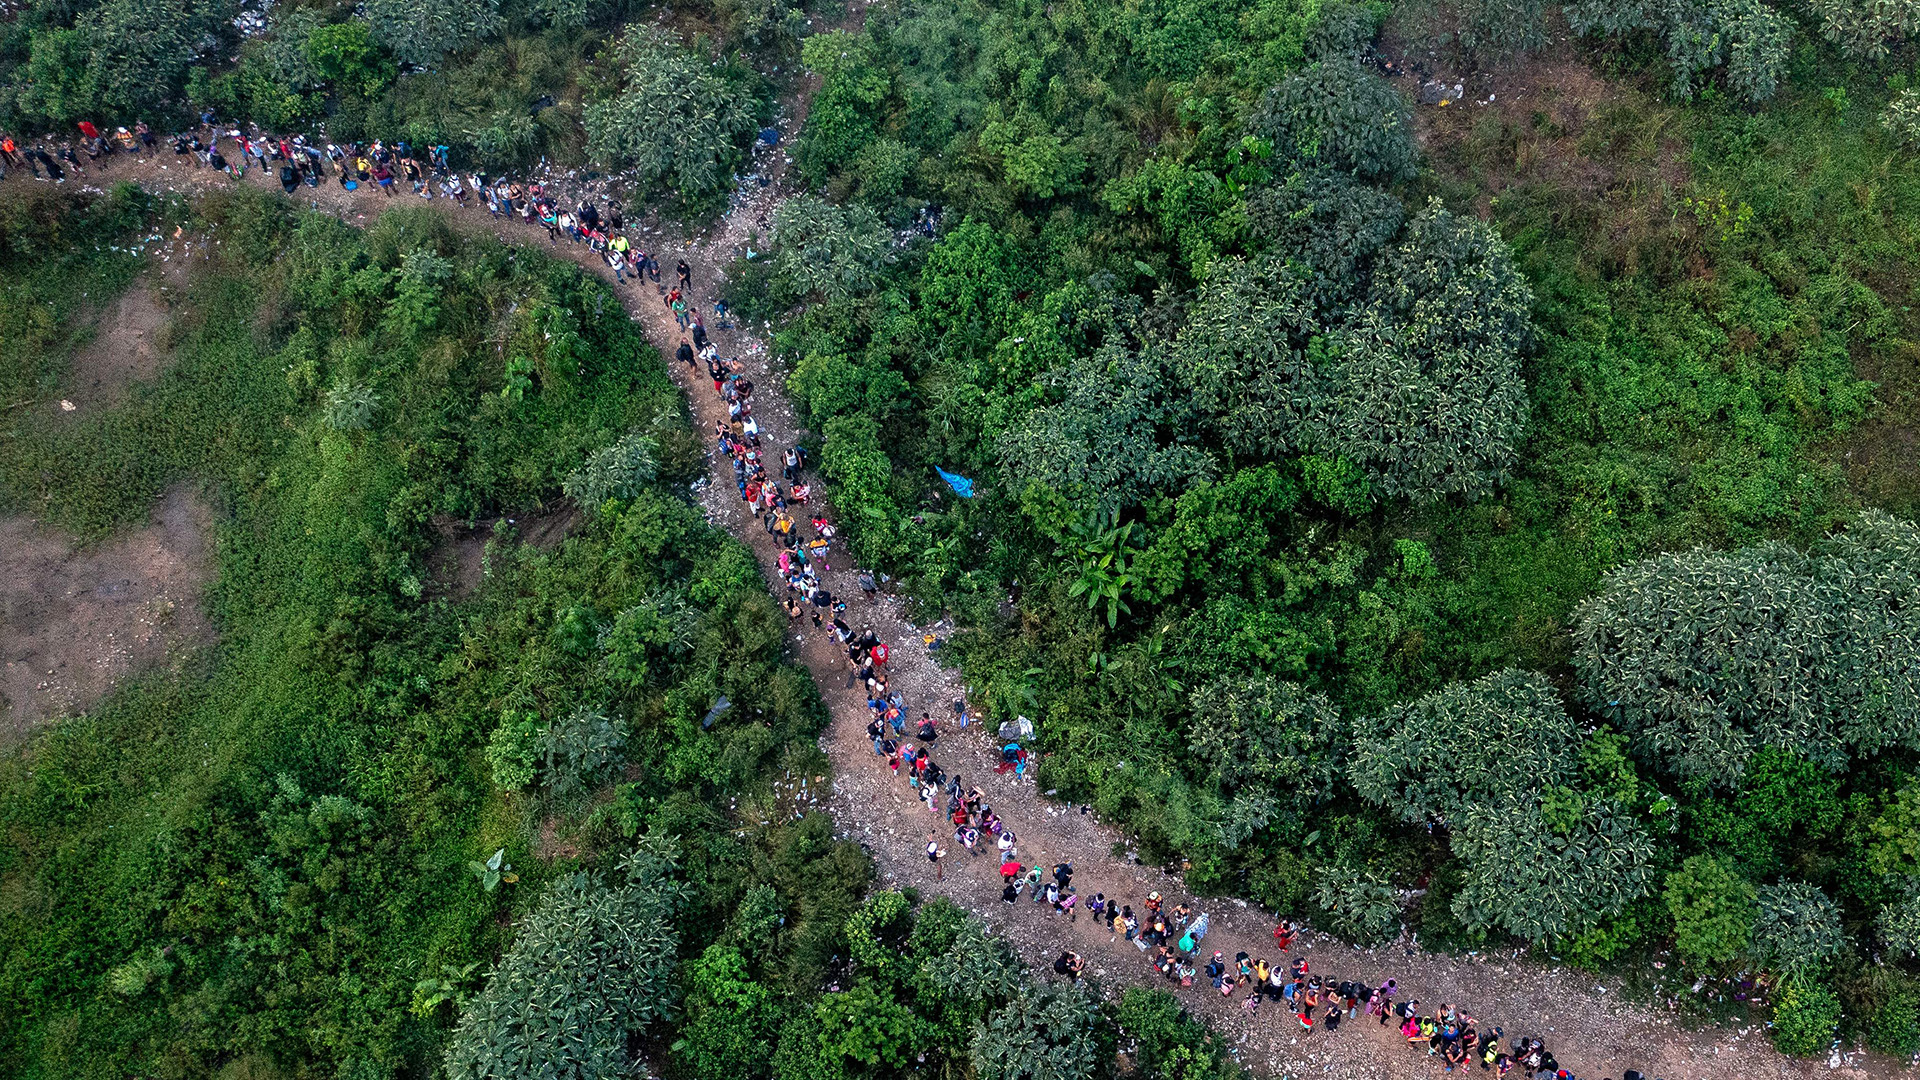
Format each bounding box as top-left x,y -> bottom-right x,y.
2,120 -> 1882,1080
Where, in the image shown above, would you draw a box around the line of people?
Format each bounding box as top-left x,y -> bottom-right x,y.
1,116 -> 696,298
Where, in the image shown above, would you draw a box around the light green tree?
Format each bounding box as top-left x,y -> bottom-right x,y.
1664,855 -> 1756,965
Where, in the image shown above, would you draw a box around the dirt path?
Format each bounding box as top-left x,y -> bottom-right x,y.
5,123 -> 1895,1080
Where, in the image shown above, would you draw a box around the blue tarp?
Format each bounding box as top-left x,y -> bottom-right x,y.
936,467 -> 976,498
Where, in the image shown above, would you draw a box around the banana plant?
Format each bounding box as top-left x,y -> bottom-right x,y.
1060,515 -> 1137,628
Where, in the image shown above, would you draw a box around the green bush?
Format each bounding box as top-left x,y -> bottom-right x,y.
584,28 -> 761,200
445,841 -> 688,1080
563,432 -> 660,512
767,196 -> 894,301
970,982 -> 1109,1080
1311,865 -> 1401,944
1351,669 -> 1580,826
1868,979 -> 1920,1056
1250,58 -> 1416,181
360,0 -> 504,66
1770,979 -> 1842,1057
1573,514 -> 1920,786
1750,882 -> 1847,977
1664,856 -> 1756,966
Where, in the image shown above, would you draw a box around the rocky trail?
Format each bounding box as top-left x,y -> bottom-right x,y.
1,96 -> 1888,1080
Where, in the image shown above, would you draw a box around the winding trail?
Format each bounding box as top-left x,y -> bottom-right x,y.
5,99 -> 1886,1080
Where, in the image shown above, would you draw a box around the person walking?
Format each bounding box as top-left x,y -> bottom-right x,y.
926,832 -> 944,882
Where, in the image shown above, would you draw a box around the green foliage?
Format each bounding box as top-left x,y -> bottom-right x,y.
796,31 -> 892,186
1250,58 -> 1415,182
1868,978 -> 1920,1056
676,945 -> 776,1080
1806,0 -> 1920,59
1113,988 -> 1247,1080
307,21 -> 397,99
323,381 -> 380,431
361,0 -> 504,67
1574,513 -> 1920,786
445,840 -> 688,1080
1770,979 -> 1842,1056
1188,677 -> 1345,810
1311,865 -> 1401,944
1351,669 -> 1579,825
767,195 -> 895,301
17,0 -> 203,123
563,432 -> 660,512
1884,88 -> 1920,146
1449,794 -> 1656,943
537,705 -> 629,796
970,982 -> 1108,1080
1880,883 -> 1920,958
1664,855 -> 1756,965
0,191 -> 871,1080
584,28 -> 761,199
1750,881 -> 1847,977
490,713 -> 578,799
1562,0 -> 1792,102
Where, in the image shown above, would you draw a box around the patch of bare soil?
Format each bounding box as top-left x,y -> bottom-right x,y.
1378,28 -> 1692,264
0,485 -> 214,741
425,504 -> 584,601
60,278 -> 173,416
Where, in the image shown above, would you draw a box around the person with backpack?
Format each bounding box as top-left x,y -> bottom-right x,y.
925,832 -> 944,881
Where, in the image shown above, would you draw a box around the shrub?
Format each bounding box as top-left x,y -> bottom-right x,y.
970,982 -> 1108,1080
445,841 -> 688,1080
1770,979 -> 1842,1057
539,705 -> 629,796
360,0 -> 504,66
1562,0 -> 1792,103
584,28 -> 760,199
1750,882 -> 1847,977
563,433 -> 660,512
1351,669 -> 1580,826
1806,0 -> 1920,59
1311,865 -> 1401,944
1250,59 -> 1416,181
1868,979 -> 1920,1056
1879,882 -> 1920,958
1449,795 -> 1655,943
486,709 -> 544,789
1664,855 -> 1756,965
1187,677 -> 1345,806
1573,513 -> 1920,785
767,195 -> 894,301
674,945 -> 775,1080
1884,89 -> 1920,147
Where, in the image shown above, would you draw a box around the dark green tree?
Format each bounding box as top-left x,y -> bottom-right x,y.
445,839 -> 687,1080
1350,669 -> 1581,826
